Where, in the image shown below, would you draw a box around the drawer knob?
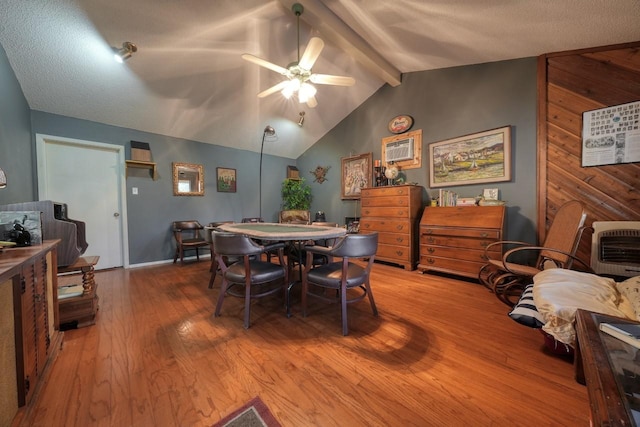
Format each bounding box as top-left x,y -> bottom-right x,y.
396,237 -> 404,243
395,250 -> 403,256
427,237 -> 435,244
363,224 -> 370,229
427,247 -> 435,254
480,232 -> 489,238
427,258 -> 435,264
396,225 -> 404,231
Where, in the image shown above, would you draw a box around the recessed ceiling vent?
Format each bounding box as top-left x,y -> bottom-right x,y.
385,137 -> 414,162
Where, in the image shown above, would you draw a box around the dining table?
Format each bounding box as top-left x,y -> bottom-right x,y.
214,222 -> 347,316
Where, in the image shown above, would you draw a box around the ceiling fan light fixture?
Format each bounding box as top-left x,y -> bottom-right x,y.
298,82 -> 316,103
282,79 -> 300,98
113,41 -> 137,63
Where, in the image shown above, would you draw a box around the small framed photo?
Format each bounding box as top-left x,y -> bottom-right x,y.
483,188 -> 499,200
216,167 -> 236,193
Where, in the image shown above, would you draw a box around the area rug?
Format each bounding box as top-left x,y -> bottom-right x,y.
213,396 -> 281,427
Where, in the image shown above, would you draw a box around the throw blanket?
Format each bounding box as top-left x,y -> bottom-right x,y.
532,269 -> 639,347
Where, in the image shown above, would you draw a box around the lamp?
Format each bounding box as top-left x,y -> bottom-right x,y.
259,125 -> 276,219
297,111 -> 305,127
113,42 -> 137,63
0,167 -> 6,188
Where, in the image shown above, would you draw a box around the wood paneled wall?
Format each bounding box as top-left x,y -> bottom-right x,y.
537,41 -> 640,264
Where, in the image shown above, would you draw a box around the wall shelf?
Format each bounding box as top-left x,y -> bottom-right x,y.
126,160 -> 158,180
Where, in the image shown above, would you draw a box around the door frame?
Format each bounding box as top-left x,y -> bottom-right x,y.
35,134 -> 130,268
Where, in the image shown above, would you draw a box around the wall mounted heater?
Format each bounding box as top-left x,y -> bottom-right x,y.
591,221 -> 640,277
385,137 -> 414,163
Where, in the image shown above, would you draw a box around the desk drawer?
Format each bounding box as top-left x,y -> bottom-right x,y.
421,226 -> 500,240
378,232 -> 410,247
420,234 -> 498,252
377,243 -> 411,262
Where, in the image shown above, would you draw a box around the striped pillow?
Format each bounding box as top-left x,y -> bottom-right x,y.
508,284 -> 544,328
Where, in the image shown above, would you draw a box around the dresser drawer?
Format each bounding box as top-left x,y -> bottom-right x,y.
361,196 -> 410,208
361,206 -> 411,218
361,186 -> 412,198
360,219 -> 411,233
377,243 -> 411,262
378,232 -> 410,247
420,234 -> 499,252
421,226 -> 501,240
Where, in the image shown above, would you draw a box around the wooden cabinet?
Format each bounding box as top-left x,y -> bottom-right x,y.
418,206 -> 505,279
360,185 -> 424,270
0,241 -> 62,426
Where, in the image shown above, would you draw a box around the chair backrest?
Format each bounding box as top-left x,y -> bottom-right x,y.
312,222 -> 338,227
172,220 -> 205,241
212,232 -> 264,257
539,201 -> 587,267
329,232 -> 378,258
279,210 -> 311,224
173,220 -> 204,231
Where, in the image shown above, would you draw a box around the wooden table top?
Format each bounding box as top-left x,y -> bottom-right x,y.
214,223 -> 347,241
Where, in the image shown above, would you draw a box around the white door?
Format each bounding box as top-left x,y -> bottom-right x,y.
36,134 -> 129,270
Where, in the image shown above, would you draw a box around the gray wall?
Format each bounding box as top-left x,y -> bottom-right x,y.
30,112 -> 293,264
299,58 -> 538,244
0,44 -> 34,204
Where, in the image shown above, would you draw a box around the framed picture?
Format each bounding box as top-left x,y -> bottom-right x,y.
428,126 -> 511,188
581,100 -> 640,167
341,153 -> 372,199
216,167 -> 236,193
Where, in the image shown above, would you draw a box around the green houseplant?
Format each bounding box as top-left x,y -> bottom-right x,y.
281,178 -> 312,210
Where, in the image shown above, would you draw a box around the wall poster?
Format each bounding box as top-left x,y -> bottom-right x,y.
582,100 -> 640,167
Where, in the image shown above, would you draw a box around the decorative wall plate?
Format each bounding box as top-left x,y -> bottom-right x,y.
388,115 -> 414,134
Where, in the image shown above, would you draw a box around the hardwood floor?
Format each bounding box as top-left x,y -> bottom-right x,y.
21,260 -> 589,426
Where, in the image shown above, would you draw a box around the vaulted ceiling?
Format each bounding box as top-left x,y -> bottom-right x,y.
1,0 -> 639,158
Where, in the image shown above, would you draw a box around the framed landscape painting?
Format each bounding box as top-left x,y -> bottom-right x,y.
216,167 -> 236,193
428,126 -> 511,188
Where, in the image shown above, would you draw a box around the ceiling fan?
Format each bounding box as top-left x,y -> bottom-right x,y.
241,3 -> 355,108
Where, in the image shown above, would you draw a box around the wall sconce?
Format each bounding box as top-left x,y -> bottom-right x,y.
0,167 -> 6,188
113,42 -> 137,63
298,111 -> 305,127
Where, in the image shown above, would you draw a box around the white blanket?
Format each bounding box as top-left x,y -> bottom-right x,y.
532,269 -> 636,347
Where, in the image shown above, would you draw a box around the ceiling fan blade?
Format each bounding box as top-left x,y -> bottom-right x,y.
298,37 -> 324,70
309,73 -> 356,86
257,80 -> 290,98
306,95 -> 318,108
241,54 -> 288,75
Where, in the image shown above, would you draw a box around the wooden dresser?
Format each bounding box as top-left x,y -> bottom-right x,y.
359,184 -> 424,270
418,206 -> 505,279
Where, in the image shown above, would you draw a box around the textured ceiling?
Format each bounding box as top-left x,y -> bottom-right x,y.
1,0 -> 639,159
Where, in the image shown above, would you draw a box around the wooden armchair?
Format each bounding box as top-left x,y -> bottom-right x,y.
478,200 -> 591,306
172,220 -> 208,265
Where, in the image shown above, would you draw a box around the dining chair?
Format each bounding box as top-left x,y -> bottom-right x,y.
172,220 -> 209,265
301,232 -> 379,335
205,221 -> 234,288
478,200 -> 592,306
213,232 -> 288,329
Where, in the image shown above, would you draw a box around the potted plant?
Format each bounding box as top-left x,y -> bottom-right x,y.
280,178 -> 312,223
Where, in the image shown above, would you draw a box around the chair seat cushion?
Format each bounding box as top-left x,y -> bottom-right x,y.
226,261 -> 284,283
307,263 -> 367,288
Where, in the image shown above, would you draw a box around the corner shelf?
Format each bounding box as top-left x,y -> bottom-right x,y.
126,160 -> 158,180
